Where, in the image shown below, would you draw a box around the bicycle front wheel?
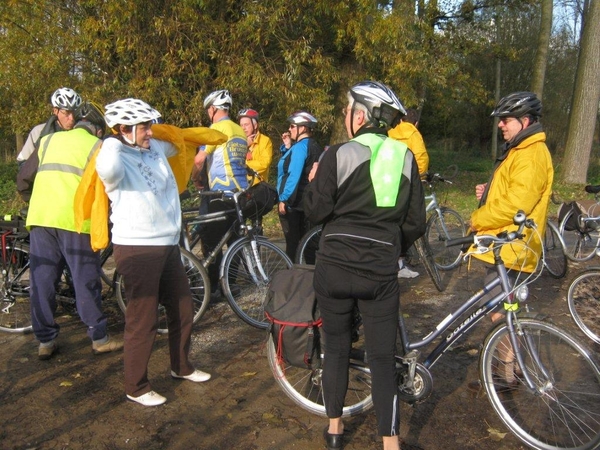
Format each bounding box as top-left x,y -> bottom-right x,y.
567,269 -> 600,344
413,237 -> 444,291
295,225 -> 322,265
559,209 -> 599,262
115,247 -> 210,334
0,243 -> 32,333
480,318 -> 600,450
425,207 -> 466,271
266,334 -> 373,417
543,221 -> 568,279
221,237 -> 292,329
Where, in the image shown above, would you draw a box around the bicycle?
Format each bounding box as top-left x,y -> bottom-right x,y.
566,266 -> 600,344
558,184 -> 600,262
177,183 -> 292,329
267,211 -> 600,450
0,216 -> 118,333
422,166 -> 467,271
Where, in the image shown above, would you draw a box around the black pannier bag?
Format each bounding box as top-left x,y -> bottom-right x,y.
264,265 -> 322,369
558,200 -> 600,232
243,181 -> 278,220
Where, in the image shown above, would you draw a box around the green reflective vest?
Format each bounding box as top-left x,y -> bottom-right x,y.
26,127 -> 101,233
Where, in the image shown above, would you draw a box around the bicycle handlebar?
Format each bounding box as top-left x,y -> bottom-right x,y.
445,211 -> 534,249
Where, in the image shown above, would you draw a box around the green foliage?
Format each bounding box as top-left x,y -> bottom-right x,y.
0,161 -> 26,215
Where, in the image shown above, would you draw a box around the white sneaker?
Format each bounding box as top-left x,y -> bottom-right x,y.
127,391 -> 166,406
171,369 -> 211,383
398,265 -> 419,279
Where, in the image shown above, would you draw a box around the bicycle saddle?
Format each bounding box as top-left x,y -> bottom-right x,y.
584,184 -> 600,194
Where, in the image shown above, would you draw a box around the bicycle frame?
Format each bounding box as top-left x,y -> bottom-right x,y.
397,235 -> 542,393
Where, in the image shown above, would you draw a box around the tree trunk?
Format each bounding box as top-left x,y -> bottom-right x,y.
531,0 -> 553,99
561,0 -> 600,184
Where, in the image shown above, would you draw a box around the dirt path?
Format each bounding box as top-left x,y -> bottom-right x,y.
0,261 -> 597,450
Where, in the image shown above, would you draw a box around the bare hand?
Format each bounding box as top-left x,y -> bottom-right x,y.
308,162 -> 318,182
475,183 -> 487,200
278,202 -> 287,215
282,132 -> 292,149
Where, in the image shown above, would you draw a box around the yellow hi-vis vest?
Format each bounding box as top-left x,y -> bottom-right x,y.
26,127 -> 101,233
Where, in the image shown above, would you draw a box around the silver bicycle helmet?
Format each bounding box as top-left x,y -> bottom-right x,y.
51,87 -> 82,110
491,92 -> 542,119
203,90 -> 233,110
349,81 -> 406,128
104,98 -> 161,128
287,111 -> 318,128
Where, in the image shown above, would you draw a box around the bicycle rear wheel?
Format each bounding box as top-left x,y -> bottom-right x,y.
559,209 -> 599,262
425,207 -> 466,270
542,221 -> 568,279
567,269 -> 600,344
266,334 -> 373,417
413,237 -> 444,291
115,247 -> 210,334
0,243 -> 32,333
295,225 -> 322,265
221,237 -> 292,329
480,318 -> 600,450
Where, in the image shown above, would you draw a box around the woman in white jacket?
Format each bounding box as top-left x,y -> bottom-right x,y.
97,98 -> 210,407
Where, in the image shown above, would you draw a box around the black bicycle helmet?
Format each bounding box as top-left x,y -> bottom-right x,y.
76,101 -> 107,136
491,92 -> 542,119
349,81 -> 406,128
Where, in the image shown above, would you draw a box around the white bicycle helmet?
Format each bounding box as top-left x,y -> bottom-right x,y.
349,81 -> 406,128
104,98 -> 161,128
203,90 -> 232,110
287,111 -> 318,128
51,87 -> 82,110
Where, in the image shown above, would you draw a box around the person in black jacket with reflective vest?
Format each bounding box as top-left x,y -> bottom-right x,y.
304,81 -> 426,450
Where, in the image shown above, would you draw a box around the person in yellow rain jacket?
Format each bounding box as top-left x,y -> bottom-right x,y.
237,108 -> 273,185
388,108 -> 429,279
388,108 -> 429,176
468,92 -> 553,389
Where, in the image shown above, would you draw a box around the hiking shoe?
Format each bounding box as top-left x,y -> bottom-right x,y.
38,341 -> 58,360
171,369 -> 211,383
398,266 -> 419,278
126,391 -> 166,407
92,337 -> 124,355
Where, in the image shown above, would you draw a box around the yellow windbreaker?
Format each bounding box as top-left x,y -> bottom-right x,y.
388,122 -> 429,175
247,131 -> 273,184
74,125 -> 227,250
470,132 -> 553,273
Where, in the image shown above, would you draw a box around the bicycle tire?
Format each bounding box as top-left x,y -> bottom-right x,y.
413,237 -> 444,291
115,247 -> 211,334
425,207 -> 466,271
98,244 -> 115,288
266,333 -> 373,417
295,225 -> 322,265
221,236 -> 292,329
558,209 -> 599,262
480,318 -> 600,450
567,269 -> 600,344
542,221 -> 568,279
0,243 -> 32,333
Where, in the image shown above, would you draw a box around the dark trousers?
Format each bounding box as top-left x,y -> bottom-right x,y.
113,244 -> 194,397
314,262 -> 400,437
29,227 -> 106,343
279,209 -> 308,262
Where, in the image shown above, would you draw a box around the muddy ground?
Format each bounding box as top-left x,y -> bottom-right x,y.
1,256 -> 598,450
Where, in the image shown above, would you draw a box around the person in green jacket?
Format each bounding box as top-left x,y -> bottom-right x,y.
26,102 -> 123,360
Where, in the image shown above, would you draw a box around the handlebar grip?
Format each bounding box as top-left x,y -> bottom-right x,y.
445,235 -> 475,248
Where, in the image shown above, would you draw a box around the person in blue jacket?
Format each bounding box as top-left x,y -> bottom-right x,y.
277,111 -> 322,261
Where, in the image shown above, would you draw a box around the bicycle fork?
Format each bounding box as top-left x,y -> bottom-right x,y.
242,239 -> 269,285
